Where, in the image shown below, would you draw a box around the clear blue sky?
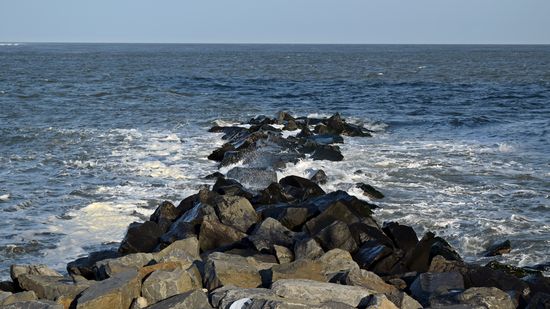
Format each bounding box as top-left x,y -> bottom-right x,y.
1,0 -> 549,44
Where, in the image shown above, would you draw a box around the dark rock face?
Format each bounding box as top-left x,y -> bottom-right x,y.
294,237 -> 325,260
484,239 -> 512,257
313,221 -> 358,253
353,241 -> 394,270
150,201 -> 181,232
198,219 -> 247,252
410,271 -> 465,306
310,169 -> 328,185
279,175 -> 326,201
356,183 -> 384,199
262,206 -> 309,231
118,221 -> 164,254
67,250 -> 119,280
382,222 -> 419,252
248,218 -> 295,253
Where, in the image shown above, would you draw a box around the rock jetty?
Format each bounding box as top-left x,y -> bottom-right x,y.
0,112 -> 548,308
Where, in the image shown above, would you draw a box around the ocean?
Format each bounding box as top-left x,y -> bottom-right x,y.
0,43 -> 548,278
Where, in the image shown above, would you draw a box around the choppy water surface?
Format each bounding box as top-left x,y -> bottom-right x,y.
0,44 -> 548,278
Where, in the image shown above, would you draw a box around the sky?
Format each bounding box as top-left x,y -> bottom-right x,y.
1,0 -> 549,44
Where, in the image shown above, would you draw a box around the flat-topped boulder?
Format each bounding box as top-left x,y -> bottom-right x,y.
76,270 -> 141,309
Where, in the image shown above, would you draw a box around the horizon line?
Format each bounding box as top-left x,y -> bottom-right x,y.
1,41 -> 550,46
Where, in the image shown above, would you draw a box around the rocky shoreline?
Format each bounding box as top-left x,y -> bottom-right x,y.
0,112 -> 548,308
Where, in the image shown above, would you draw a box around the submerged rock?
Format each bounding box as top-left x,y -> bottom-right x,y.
356,183 -> 385,199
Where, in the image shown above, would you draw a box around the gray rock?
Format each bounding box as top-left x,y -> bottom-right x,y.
210,195 -> 259,233
10,265 -> 61,285
317,249 -> 359,277
94,253 -> 154,280
342,268 -> 397,294
310,170 -> 328,185
294,237 -> 324,260
141,265 -> 202,305
150,201 -> 181,232
204,252 -> 275,291
410,272 -> 464,306
146,289 -> 212,309
313,220 -> 357,253
248,218 -> 295,253
274,245 -> 294,264
365,294 -> 398,309
76,270 -> 141,309
263,207 -> 308,231
0,291 -> 37,306
271,279 -> 376,307
198,219 -> 247,252
387,291 -> 423,309
67,250 -> 119,280
269,259 -> 327,284
226,167 -> 278,189
154,237 -> 200,262
458,287 -> 515,309
16,274 -> 92,301
119,221 -> 164,254
1,299 -> 63,309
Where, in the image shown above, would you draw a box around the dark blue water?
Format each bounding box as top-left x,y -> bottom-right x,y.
0,43 -> 549,278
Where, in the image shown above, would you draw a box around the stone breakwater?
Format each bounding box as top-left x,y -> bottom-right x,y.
0,112 -> 548,309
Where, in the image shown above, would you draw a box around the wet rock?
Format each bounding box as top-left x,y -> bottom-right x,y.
1,299 -> 63,309
146,289 -> 212,309
348,222 -> 393,247
10,265 -> 62,286
226,167 -> 278,189
248,218 -> 295,253
310,169 -> 328,185
484,239 -> 511,257
486,260 -> 541,278
410,272 -> 464,306
253,183 -> 296,205
365,294 -> 399,309
276,111 -> 295,124
67,250 -> 120,280
203,171 -> 224,180
271,279 -> 376,307
527,292 -> 550,309
356,183 -> 384,199
208,143 -> 235,162
342,268 -> 397,294
313,220 -> 358,253
210,195 -> 258,233
354,241 -> 394,270
458,287 -> 515,309
274,245 -> 294,264
310,144 -> 344,161
0,291 -> 37,306
203,252 -> 275,290
382,222 -> 419,252
212,177 -> 254,199
294,237 -> 324,260
430,237 -> 463,262
261,206 -> 308,231
141,265 -> 202,305
429,255 -> 469,274
150,201 -> 181,232
94,253 -> 154,280
299,190 -> 376,217
76,270 -> 141,309
0,281 -> 17,293
154,237 -> 200,262
17,274 -> 92,301
404,231 -> 437,273
269,259 -> 327,284
198,219 -> 247,252
304,200 -> 370,235
279,175 -> 326,201
119,221 -> 164,254
283,119 -> 299,131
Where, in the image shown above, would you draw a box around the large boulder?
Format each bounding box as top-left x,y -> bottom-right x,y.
154,237 -> 200,262
410,271 -> 464,306
145,290 -> 212,309
76,270 -> 141,309
16,274 -> 92,301
294,237 -> 324,260
310,145 -> 344,161
313,220 -> 358,253
340,268 -> 397,294
271,279 -> 376,307
304,201 -> 369,235
279,176 -> 326,201
226,167 -> 278,189
261,206 -> 309,231
141,265 -> 202,305
10,265 -> 62,285
0,291 -> 38,306
94,253 -> 154,280
119,221 -> 164,254
67,250 -> 119,280
198,219 -> 247,252
268,259 -> 327,284
318,249 -> 360,277
458,287 -> 515,309
1,299 -> 63,309
248,218 -> 295,253
310,170 -> 328,185
382,222 -> 418,252
209,195 -> 258,233
203,252 -> 275,291
150,201 -> 181,232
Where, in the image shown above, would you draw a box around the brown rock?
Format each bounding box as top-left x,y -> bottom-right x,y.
76,270 -> 141,309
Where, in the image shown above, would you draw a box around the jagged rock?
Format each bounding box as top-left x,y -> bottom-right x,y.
276,111 -> 295,124
226,167 -> 278,189
458,287 -> 515,309
387,278 -> 407,290
274,245 -> 294,264
404,232 -> 437,273
208,143 -> 235,162
248,218 -> 295,253
382,222 -> 418,252
410,271 -> 464,306
150,201 -> 181,232
210,195 -> 258,233
356,183 -> 384,199
137,262 -> 187,281
0,291 -> 37,306
341,268 -> 397,294
314,220 -> 357,252
283,119 -> 299,131
146,289 -> 212,309
119,221 -> 164,254
310,170 -> 328,185
310,145 -> 344,161
262,206 -> 309,230
318,249 -> 360,277
67,250 -> 119,280
429,255 -> 469,274
430,237 -> 463,262
154,237 -> 200,262
94,253 -> 154,280
486,260 -> 540,278
365,294 -> 399,309
204,171 -> 224,180
16,274 -> 92,301
386,292 -> 423,309
1,299 -> 63,309
198,219 -> 247,252
304,200 -> 370,235
10,265 -> 62,285
348,222 -> 393,247
279,175 -> 326,201
271,279 -> 376,307
353,241 -> 394,270
76,270 -> 141,309
141,265 -> 202,305
253,183 -> 296,205
462,265 -> 530,297
484,240 -> 511,257
204,252 -> 275,291
299,190 -> 376,217
212,177 -> 254,199
176,192 -> 200,214
268,259 -> 326,284
294,237 -> 324,260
